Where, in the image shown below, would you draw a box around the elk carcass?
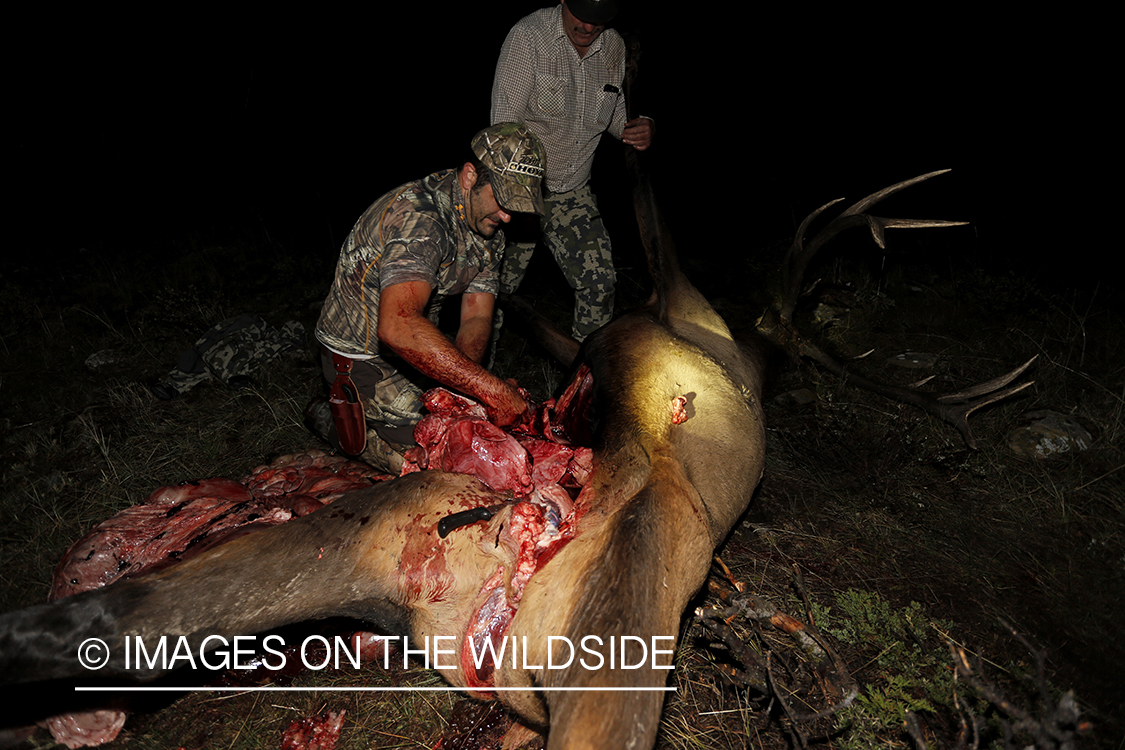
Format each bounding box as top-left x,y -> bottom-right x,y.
0,128 -> 1034,750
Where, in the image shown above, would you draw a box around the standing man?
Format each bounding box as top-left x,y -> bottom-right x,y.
310,123 -> 546,473
491,0 -> 654,342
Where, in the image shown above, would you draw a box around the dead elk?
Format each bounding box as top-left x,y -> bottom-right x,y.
0,170 -> 1032,750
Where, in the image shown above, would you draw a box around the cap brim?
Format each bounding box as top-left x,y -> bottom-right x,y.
494,179 -> 545,216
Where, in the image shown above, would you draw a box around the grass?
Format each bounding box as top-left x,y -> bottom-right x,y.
1,222 -> 1121,748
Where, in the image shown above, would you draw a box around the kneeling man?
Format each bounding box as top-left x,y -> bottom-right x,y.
312,123 -> 545,472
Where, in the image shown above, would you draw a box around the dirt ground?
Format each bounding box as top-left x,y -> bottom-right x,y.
1,202 -> 1121,748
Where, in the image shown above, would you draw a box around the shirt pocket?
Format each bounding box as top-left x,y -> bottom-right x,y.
594,86 -> 618,128
534,73 -> 566,117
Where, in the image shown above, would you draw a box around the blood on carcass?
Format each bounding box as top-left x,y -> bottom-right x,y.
40,374 -> 600,748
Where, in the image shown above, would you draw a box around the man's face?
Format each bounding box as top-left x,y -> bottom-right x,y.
467,181 -> 512,239
561,1 -> 606,55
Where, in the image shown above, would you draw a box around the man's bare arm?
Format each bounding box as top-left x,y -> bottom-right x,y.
377,281 -> 527,425
455,292 -> 495,365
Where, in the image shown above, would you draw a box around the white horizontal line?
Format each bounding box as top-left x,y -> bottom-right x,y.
76,686 -> 677,693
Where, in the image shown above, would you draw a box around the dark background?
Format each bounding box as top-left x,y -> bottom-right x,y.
10,5 -> 1098,295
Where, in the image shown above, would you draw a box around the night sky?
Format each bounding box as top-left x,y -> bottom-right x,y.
13,6 -> 1094,294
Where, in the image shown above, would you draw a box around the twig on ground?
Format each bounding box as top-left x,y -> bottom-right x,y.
695,559 -> 860,744
766,651 -> 808,750
946,620 -> 1090,750
790,563 -> 816,628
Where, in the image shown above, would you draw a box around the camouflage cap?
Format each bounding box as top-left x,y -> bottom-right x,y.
566,0 -> 618,24
471,123 -> 546,216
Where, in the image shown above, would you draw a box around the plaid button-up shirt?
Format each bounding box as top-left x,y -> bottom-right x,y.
490,5 -> 628,194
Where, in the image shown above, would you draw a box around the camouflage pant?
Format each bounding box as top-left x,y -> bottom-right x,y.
158,314 -> 305,395
498,184 -> 615,341
318,350 -> 424,474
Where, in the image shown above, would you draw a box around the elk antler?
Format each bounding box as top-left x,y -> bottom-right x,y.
780,170 -> 967,322
759,170 -> 1036,449
798,340 -> 1036,450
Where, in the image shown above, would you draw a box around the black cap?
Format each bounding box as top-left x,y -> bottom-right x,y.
566,0 -> 618,24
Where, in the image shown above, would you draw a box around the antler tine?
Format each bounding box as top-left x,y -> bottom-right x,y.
779,171 -> 968,322
838,169 -> 955,217
936,356 -> 1039,404
781,199 -> 844,319
945,379 -> 1037,450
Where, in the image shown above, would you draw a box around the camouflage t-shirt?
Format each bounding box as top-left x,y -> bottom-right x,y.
315,169 -> 504,357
